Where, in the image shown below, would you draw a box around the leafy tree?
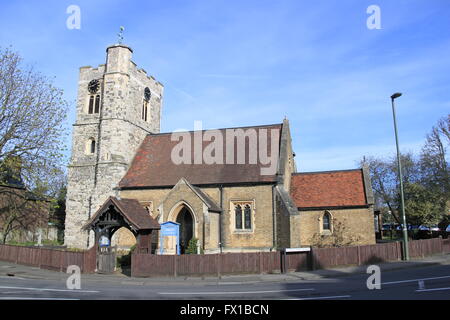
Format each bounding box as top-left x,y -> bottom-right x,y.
402,183 -> 442,227
360,114 -> 449,230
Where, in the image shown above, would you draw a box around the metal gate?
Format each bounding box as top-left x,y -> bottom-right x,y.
97,246 -> 116,273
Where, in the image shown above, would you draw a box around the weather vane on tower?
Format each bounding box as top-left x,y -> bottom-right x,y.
117,26 -> 125,44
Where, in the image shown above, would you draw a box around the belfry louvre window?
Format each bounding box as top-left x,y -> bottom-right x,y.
88,96 -> 94,114
234,202 -> 253,230
94,95 -> 100,113
88,95 -> 100,114
142,101 -> 148,121
142,87 -> 151,122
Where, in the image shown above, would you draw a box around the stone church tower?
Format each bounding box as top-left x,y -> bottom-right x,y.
65,44 -> 164,248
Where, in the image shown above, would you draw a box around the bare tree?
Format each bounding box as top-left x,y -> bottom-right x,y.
0,47 -> 68,243
420,115 -> 450,199
0,186 -> 49,244
420,114 -> 450,227
360,153 -> 419,225
310,219 -> 362,248
0,47 -> 68,190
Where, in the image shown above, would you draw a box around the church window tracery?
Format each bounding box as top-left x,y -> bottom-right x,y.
233,201 -> 254,231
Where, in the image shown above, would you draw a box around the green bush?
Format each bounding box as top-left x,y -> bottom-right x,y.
116,245 -> 136,267
6,241 -> 36,247
185,238 -> 202,254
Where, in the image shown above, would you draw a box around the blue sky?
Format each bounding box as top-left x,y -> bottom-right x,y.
1,0 -> 449,172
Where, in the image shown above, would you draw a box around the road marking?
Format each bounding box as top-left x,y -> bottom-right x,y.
286,295 -> 351,300
416,287 -> 450,293
159,288 -> 315,295
0,286 -> 98,293
0,297 -> 79,300
382,275 -> 450,286
0,276 -> 26,280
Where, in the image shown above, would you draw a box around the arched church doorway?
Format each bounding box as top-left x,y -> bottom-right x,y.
176,206 -> 194,254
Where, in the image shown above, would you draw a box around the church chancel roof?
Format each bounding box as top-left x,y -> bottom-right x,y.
290,169 -> 370,209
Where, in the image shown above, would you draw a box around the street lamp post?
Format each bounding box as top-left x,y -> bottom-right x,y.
390,92 -> 410,261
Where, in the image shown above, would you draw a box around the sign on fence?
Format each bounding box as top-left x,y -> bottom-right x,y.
99,235 -> 110,247
159,221 -> 180,255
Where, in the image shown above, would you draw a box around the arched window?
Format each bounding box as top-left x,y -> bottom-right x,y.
94,95 -> 100,113
233,202 -> 253,231
235,205 -> 242,229
323,212 -> 331,231
244,204 -> 252,229
87,95 -> 101,114
142,101 -> 148,122
88,96 -> 94,114
85,138 -> 96,155
90,139 -> 96,154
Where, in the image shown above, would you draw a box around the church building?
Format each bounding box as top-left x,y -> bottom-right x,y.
64,43 -> 376,253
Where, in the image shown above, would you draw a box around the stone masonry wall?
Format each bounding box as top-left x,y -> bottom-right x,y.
64,44 -> 163,248
292,207 -> 376,247
119,183 -> 276,253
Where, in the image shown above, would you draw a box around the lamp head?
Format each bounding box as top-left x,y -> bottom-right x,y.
391,92 -> 402,100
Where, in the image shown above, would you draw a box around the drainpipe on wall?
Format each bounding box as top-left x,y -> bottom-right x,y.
202,211 -> 205,254
219,184 -> 223,254
272,184 -> 277,251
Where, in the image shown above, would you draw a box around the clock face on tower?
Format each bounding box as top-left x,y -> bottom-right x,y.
144,87 -> 151,102
88,80 -> 100,94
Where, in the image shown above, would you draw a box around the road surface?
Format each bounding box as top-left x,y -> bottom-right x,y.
0,263 -> 449,300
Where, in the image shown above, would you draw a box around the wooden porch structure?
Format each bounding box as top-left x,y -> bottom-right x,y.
83,196 -> 160,272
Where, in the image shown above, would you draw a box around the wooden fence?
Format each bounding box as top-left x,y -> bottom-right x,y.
132,238 -> 450,277
311,237 -> 448,269
1,238 -> 449,277
443,238 -> 450,254
0,244 -> 96,273
311,241 -> 402,269
132,251 -> 283,277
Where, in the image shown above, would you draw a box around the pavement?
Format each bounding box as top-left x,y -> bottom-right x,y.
1,253 -> 449,286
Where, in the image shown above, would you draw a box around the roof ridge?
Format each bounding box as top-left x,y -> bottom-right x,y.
292,168 -> 362,175
147,122 -> 283,137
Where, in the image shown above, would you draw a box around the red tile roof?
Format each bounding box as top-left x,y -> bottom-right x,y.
290,169 -> 368,208
119,124 -> 282,188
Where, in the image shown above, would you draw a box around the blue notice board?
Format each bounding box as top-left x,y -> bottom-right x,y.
159,221 -> 180,255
